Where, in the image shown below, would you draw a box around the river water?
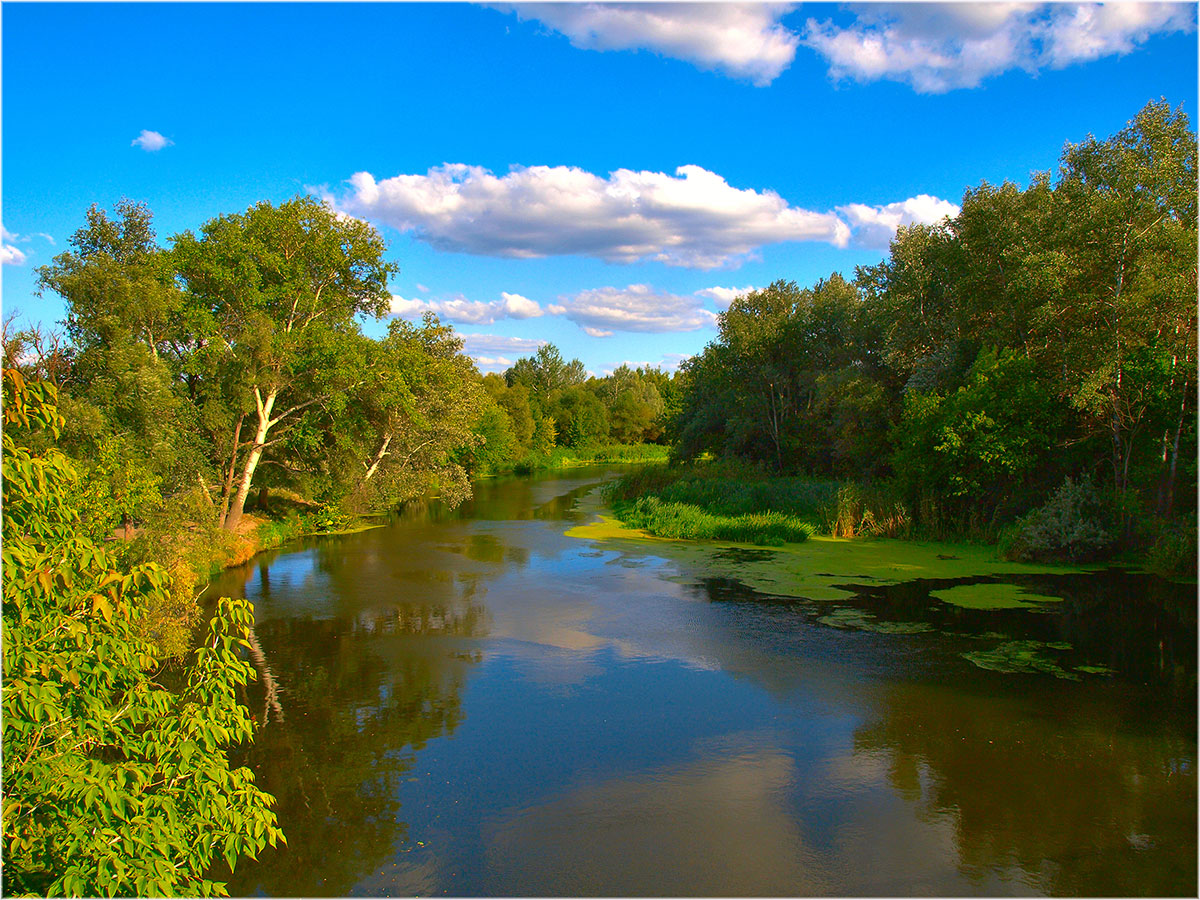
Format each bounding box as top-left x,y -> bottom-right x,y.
205,466 -> 1196,896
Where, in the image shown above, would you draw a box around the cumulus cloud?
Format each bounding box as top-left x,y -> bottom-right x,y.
837,194 -> 960,249
339,163 -> 851,269
389,291 -> 546,324
506,2 -> 800,85
695,285 -> 758,308
473,355 -> 518,372
552,284 -> 718,336
803,2 -> 1194,93
1,226 -> 33,265
131,129 -> 173,152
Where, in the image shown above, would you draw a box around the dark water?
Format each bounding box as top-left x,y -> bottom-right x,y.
205,467 -> 1197,897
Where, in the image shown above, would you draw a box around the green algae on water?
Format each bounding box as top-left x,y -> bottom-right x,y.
566,487 -> 1098,604
931,582 -> 1064,610
962,640 -> 1080,679
817,606 -> 935,634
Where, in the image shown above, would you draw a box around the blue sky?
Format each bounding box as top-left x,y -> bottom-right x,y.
3,2 -> 1196,375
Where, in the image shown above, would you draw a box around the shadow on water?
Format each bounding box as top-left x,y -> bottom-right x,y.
854,675 -> 1197,896
689,567 -> 1196,711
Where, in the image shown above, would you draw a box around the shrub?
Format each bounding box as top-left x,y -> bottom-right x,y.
820,482 -> 912,538
2,369 -> 284,896
1000,476 -> 1115,563
1142,519 -> 1198,580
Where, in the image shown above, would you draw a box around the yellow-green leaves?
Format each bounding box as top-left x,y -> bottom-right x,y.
3,370 -> 284,896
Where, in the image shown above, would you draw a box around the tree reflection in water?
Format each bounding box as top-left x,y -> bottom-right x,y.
854,677 -> 1196,896
220,602 -> 486,896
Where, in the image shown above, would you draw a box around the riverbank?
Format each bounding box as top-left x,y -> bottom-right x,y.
566,489 -> 1097,604
600,461 -> 1196,580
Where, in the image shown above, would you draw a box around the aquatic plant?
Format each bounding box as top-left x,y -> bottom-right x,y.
962,640 -> 1080,679
931,582 -> 1064,610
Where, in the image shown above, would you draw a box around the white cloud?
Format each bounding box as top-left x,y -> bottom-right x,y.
131,129 -> 173,152
458,333 -> 548,356
339,163 -> 850,269
553,284 -> 718,335
458,335 -> 551,373
473,355 -> 517,373
837,194 -> 960,249
415,283 -> 430,293
1041,2 -> 1194,65
506,2 -> 800,85
1,244 -> 27,266
389,291 -> 546,324
803,2 -> 1194,93
498,291 -> 543,319
695,285 -> 757,308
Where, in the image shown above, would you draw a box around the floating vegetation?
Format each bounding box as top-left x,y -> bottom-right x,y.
711,547 -> 778,563
962,640 -> 1079,680
817,606 -> 935,635
1074,664 -> 1116,675
566,487 -> 1098,604
931,582 -> 1064,610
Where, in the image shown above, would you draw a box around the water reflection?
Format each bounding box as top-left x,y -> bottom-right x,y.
854,678 -> 1197,896
222,614 -> 479,896
481,740 -> 830,896
201,468 -> 1194,896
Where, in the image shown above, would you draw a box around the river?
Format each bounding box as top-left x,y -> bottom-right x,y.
204,466 -> 1196,896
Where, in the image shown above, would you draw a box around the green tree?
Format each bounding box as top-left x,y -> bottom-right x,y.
892,349 -> 1065,530
36,201 -> 207,495
1047,100 -> 1197,514
173,196 -> 396,529
2,369 -> 283,896
504,344 -> 586,399
351,316 -> 484,508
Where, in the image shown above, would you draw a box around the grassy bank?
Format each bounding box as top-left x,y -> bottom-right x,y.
602,460 -> 909,545
125,496 -> 357,659
511,442 -> 669,474
601,461 -> 1196,580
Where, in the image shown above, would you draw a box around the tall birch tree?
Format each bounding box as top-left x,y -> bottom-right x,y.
173,196 -> 395,530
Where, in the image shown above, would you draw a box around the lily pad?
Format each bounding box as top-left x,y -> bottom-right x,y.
1074,664 -> 1116,675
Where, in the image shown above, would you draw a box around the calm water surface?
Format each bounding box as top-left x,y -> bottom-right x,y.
205,467 -> 1197,897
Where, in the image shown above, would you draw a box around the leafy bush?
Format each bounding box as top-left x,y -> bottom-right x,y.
1000,476 -> 1115,563
1142,519 -> 1198,580
2,370 -> 284,896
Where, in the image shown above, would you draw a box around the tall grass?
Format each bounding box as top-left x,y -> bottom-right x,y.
604,460 -> 912,541
613,495 -> 814,545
